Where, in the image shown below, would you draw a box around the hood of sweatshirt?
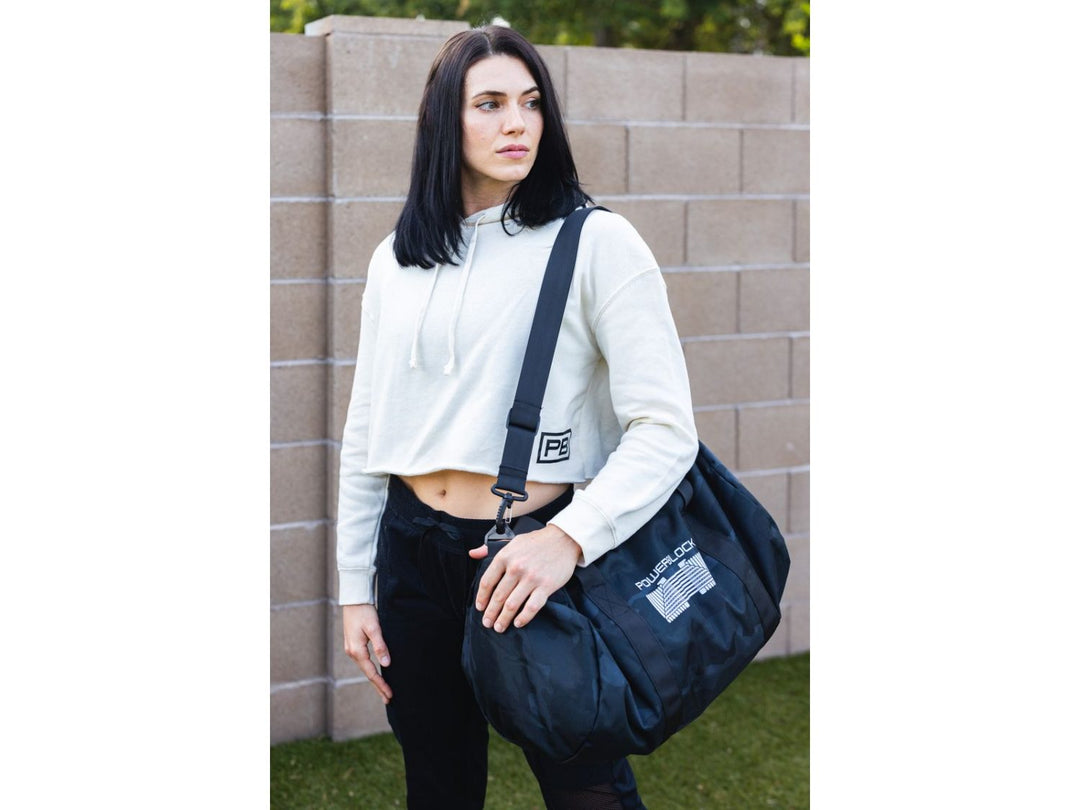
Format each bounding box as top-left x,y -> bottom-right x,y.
408,204 -> 520,374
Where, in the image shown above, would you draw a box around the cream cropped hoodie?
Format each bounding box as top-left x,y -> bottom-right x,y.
336,205 -> 698,605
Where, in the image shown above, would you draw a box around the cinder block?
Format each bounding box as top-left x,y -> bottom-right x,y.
682,336 -> 790,406
787,599 -> 809,653
326,525 -> 339,600
743,128 -> 809,194
794,58 -> 809,124
757,612 -> 789,658
791,336 -> 809,399
271,201 -> 327,280
738,471 -> 788,532
329,605 -> 350,681
271,32 -> 325,114
790,471 -> 809,534
271,444 -> 327,525
795,198 -> 809,263
664,270 -> 737,338
330,119 -> 415,198
271,117 -> 326,197
306,15 -> 468,38
326,33 -> 442,116
536,45 -> 568,112
327,445 -> 341,524
738,402 -> 810,470
566,47 -> 683,122
271,524 -> 328,606
330,281 -> 365,360
739,267 -> 809,333
783,533 -> 810,603
687,199 -> 793,266
629,126 -> 739,194
330,680 -> 392,741
271,602 -> 327,684
271,363 -> 328,443
567,123 -> 627,195
601,199 -> 685,268
686,52 -> 793,124
270,282 -> 326,362
693,408 -> 736,466
271,681 -> 326,744
329,200 -> 401,280
330,364 -> 356,446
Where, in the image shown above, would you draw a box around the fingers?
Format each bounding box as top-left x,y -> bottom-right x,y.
348,644 -> 393,704
480,560 -> 553,633
362,661 -> 394,705
360,624 -> 394,704
365,620 -> 391,669
512,590 -> 550,629
473,553 -> 504,613
482,574 -> 528,633
343,636 -> 391,700
348,646 -> 392,704
489,581 -> 551,632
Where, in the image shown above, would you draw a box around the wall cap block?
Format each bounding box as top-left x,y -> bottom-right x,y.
306,15 -> 469,38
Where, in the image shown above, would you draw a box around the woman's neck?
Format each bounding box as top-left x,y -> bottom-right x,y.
461,180 -> 512,218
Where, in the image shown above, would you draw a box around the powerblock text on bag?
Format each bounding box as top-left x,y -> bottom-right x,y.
461,206 -> 790,764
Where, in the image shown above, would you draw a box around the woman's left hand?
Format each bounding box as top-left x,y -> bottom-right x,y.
468,524 -> 582,632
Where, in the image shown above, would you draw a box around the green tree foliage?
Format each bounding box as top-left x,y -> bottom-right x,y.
270,0 -> 809,55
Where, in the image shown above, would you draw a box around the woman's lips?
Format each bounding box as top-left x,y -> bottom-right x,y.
498,145 -> 529,159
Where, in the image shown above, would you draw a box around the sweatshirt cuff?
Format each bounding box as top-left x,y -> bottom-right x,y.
548,494 -> 617,567
338,569 -> 375,605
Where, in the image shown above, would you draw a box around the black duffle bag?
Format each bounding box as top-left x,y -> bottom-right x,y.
460,207 -> 791,764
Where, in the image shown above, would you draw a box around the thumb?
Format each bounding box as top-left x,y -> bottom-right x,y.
467,544 -> 489,560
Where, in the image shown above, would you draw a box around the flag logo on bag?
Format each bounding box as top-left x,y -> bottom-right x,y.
644,553 -> 716,623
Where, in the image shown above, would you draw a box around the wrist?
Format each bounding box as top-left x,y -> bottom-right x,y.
546,523 -> 583,565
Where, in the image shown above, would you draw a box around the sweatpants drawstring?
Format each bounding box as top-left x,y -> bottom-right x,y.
410,515 -> 482,612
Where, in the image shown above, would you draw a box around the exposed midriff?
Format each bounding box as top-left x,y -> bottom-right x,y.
399,469 -> 571,519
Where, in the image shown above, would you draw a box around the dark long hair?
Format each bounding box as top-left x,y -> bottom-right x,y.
393,25 -> 592,269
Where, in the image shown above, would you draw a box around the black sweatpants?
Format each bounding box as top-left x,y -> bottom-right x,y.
375,475 -> 647,810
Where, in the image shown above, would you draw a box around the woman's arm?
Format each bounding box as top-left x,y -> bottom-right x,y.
471,213 -> 698,632
548,265 -> 699,564
337,301 -> 388,605
337,245 -> 395,698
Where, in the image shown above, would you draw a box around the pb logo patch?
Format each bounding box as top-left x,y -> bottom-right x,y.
536,429 -> 572,464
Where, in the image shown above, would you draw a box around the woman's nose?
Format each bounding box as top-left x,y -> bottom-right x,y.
502,105 -> 525,134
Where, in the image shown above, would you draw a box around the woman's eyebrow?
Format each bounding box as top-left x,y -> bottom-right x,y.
470,85 -> 540,100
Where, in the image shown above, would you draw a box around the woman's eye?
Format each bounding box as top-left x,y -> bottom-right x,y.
525,97 -> 541,109
478,100 -> 498,111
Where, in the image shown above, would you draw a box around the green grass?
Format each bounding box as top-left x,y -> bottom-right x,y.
271,652 -> 809,809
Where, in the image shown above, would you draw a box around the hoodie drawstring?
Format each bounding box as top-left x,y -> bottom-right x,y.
408,216 -> 484,374
442,219 -> 481,375
409,263 -> 442,369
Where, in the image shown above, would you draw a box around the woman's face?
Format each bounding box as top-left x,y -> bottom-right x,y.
460,54 -> 544,210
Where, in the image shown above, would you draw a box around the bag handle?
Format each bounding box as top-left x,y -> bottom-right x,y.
488,206 -> 607,535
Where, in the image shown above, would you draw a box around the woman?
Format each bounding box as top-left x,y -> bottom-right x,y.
337,24 -> 698,810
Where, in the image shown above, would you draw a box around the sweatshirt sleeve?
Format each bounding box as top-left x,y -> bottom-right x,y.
547,214 -> 698,565
336,246 -> 391,605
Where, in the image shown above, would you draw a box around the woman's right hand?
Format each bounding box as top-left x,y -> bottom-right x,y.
342,603 -> 393,705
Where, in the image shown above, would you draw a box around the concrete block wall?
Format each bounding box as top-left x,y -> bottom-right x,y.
270,15 -> 809,745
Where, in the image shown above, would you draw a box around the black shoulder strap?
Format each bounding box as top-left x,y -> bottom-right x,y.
491,206 -> 608,509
